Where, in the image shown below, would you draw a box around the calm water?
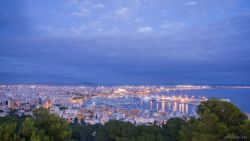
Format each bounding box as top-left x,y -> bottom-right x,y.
85,88 -> 250,115
167,88 -> 250,113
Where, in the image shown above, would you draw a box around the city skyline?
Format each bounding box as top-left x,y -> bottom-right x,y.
1,1 -> 250,140
1,0 -> 250,85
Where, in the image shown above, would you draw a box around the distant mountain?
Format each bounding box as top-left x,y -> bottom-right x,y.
0,81 -> 98,86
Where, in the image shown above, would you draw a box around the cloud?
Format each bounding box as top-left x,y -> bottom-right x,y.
116,7 -> 131,19
94,3 -> 104,9
0,0 -> 31,36
68,1 -> 103,18
1,1 -> 250,84
70,7 -> 90,17
161,20 -> 185,29
137,26 -> 153,33
185,1 -> 197,5
68,1 -> 104,19
1,15 -> 250,84
68,0 -> 82,5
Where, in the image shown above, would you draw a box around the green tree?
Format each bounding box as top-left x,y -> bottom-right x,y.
95,120 -> 165,141
0,122 -> 22,141
180,98 -> 250,141
19,118 -> 51,141
33,108 -> 72,141
162,118 -> 186,141
70,123 -> 101,141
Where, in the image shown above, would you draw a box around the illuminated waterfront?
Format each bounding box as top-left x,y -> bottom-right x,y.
0,84 -> 250,124
85,94 -> 200,115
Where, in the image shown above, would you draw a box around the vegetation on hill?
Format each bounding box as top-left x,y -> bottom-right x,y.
0,98 -> 249,141
179,98 -> 250,141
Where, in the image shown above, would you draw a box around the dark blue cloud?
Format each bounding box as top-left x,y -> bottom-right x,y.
0,15 -> 250,85
0,0 -> 250,85
0,0 -> 31,36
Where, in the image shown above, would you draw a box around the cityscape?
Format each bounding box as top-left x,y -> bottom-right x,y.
2,84 -> 249,125
1,0 -> 250,140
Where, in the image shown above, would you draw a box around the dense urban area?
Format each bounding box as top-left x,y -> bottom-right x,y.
0,85 -> 250,141
0,85 -> 212,124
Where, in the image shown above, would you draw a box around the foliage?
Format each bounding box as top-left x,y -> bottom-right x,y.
0,99 -> 249,141
179,98 -> 250,141
70,123 -> 101,141
0,108 -> 71,141
95,120 -> 165,141
162,118 -> 186,141
33,108 -> 72,141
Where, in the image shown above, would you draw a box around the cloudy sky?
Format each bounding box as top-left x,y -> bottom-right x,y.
0,0 -> 250,85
